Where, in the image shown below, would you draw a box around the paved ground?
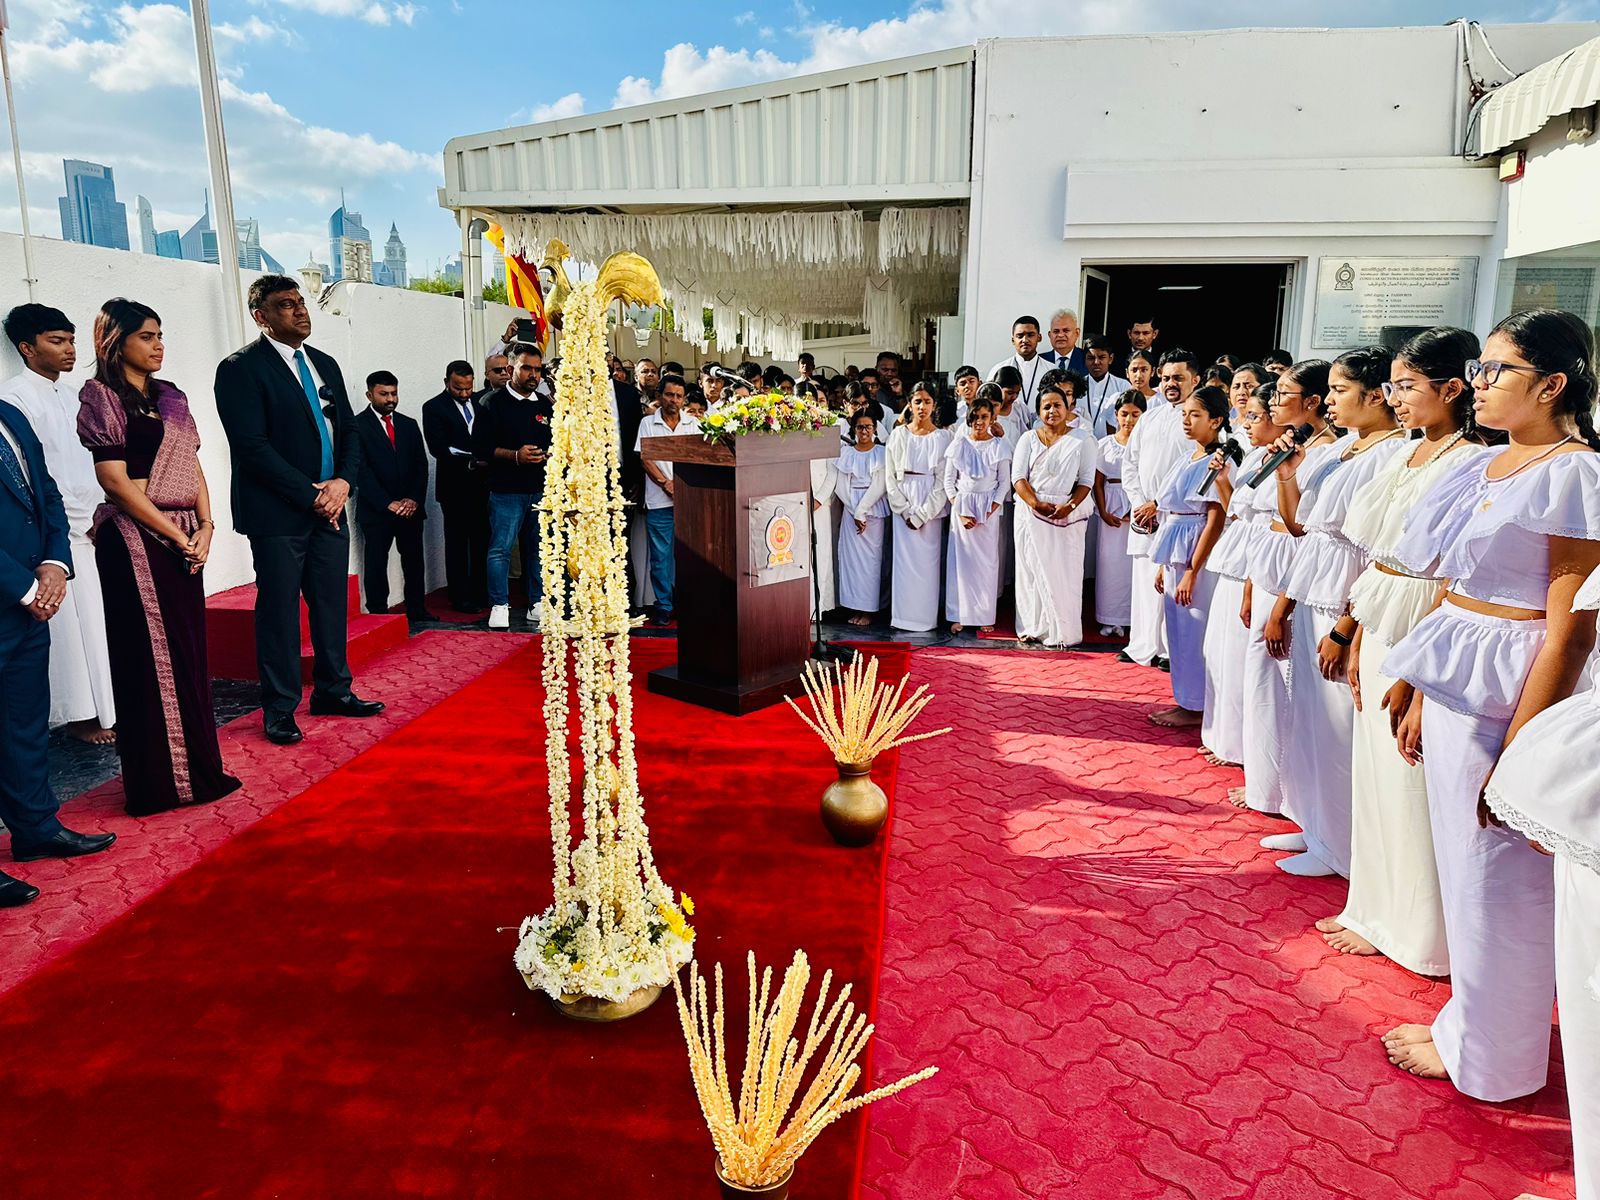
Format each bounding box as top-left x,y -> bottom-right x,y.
860,647 -> 1576,1200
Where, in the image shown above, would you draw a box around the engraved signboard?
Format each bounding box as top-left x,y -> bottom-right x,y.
1311,257 -> 1479,349
747,492 -> 812,588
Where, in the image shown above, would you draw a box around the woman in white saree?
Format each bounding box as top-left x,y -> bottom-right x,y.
1012,384 -> 1098,647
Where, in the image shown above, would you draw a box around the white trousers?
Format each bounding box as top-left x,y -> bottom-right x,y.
1557,857 -> 1600,1200
1282,607 -> 1354,877
1200,576 -> 1248,764
810,497 -> 838,618
1126,555 -> 1168,664
49,530 -> 116,729
1241,588 -> 1290,815
1161,563 -> 1215,711
1337,636 -> 1449,975
1095,518 -> 1133,626
1422,701 -> 1556,1102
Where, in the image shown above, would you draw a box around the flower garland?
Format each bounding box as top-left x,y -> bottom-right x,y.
699,390 -> 839,444
514,255 -> 694,1004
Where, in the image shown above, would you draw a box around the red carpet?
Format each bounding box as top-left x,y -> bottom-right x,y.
0,639 -> 907,1199
861,648 -> 1576,1200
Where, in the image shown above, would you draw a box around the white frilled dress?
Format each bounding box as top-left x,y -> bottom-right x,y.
1095,435 -> 1134,626
943,434 -> 1010,627
1123,397 -> 1184,664
1385,449 -> 1600,1102
885,426 -> 953,631
1012,429 -> 1098,647
1200,446 -> 1269,765
1149,452 -> 1222,712
991,403 -> 1035,591
809,454 -> 840,617
1279,433 -> 1409,878
1337,438 -> 1489,976
1486,566 -> 1600,1197
834,444 -> 889,613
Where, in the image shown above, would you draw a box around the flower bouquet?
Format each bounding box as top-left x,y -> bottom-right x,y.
699,390 -> 839,444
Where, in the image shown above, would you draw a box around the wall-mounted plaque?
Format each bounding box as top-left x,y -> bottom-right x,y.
747,492 -> 812,588
1312,257 -> 1479,349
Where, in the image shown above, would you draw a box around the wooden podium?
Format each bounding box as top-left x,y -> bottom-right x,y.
640,430 -> 840,715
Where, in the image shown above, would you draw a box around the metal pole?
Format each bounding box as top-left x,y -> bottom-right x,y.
0,13 -> 37,301
189,0 -> 246,348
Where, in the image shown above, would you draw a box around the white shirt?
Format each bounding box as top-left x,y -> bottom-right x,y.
1080,372 -> 1131,439
1122,393 -> 1188,554
988,353 -> 1051,411
0,406 -> 70,606
634,410 -> 702,509
265,332 -> 326,396
1,369 -> 103,534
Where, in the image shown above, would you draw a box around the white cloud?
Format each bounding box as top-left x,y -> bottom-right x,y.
734,10 -> 755,24
216,16 -> 296,45
509,92 -> 587,125
263,0 -> 420,25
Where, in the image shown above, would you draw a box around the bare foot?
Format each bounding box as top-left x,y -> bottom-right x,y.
847,615 -> 871,627
1326,928 -> 1380,956
1382,1023 -> 1433,1048
1227,787 -> 1249,809
978,625 -> 995,634
950,623 -> 964,634
1148,707 -> 1203,728
1315,917 -> 1344,934
1387,1038 -> 1449,1079
67,720 -> 116,746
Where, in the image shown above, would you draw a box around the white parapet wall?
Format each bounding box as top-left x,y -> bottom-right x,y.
0,232 -> 518,602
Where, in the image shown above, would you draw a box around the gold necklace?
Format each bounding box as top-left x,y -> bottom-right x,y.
1478,436 -> 1575,511
1342,427 -> 1405,460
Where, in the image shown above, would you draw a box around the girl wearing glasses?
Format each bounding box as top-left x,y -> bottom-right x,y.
1381,308 -> 1600,1102
1484,563 -> 1600,1195
1323,327 -> 1486,972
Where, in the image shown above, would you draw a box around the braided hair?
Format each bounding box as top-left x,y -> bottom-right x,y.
1489,309 -> 1600,452
1190,384 -> 1243,464
1395,325 -> 1481,440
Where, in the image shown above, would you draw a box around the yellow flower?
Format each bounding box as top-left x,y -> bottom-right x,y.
680,892 -> 695,916
573,961 -> 585,972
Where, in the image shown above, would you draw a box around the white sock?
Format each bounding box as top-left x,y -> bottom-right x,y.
1260,832 -> 1307,852
1275,851 -> 1337,877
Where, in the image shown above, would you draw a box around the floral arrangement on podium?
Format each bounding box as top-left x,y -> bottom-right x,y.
675,950 -> 937,1197
699,390 -> 838,443
512,249 -> 694,1019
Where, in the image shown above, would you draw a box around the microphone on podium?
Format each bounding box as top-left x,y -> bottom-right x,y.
1247,423 -> 1316,489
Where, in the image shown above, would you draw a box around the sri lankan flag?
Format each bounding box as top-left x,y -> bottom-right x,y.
485,223 -> 548,351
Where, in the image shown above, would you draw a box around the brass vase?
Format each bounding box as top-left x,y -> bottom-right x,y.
820,759 -> 887,846
549,983 -> 664,1023
715,1159 -> 793,1199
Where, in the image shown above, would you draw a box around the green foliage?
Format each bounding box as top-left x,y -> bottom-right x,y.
408,274 -> 460,296
483,279 -> 508,305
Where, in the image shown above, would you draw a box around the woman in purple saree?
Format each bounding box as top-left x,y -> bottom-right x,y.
78,299 -> 240,816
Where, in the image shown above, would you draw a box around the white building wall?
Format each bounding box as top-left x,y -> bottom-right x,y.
1501,121 -> 1600,261
0,232 -> 518,603
962,23 -> 1600,367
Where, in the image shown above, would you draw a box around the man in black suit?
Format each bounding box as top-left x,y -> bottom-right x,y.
215,274 -> 385,746
0,400 -> 115,905
610,370 -> 646,611
354,370 -> 428,621
421,361 -> 489,612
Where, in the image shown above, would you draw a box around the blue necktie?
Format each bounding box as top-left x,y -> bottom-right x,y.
294,349 -> 335,481
0,428 -> 31,499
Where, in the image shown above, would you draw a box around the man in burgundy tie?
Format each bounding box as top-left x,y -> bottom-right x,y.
354,370 -> 429,621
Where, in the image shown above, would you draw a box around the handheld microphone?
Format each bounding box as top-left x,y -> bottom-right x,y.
1198,432 -> 1245,496
1247,423 -> 1316,488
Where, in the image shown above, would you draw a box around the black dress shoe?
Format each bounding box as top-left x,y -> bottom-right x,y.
1154,656 -> 1171,672
12,827 -> 117,863
0,871 -> 40,907
264,714 -> 304,745
309,693 -> 386,718
1116,650 -> 1136,664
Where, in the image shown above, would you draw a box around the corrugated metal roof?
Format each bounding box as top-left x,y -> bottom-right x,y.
1468,33 -> 1600,156
441,47 -> 974,212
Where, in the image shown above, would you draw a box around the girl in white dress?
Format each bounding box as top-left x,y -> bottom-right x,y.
1380,309 -> 1600,1102
943,391 -> 1010,634
809,450 -> 840,618
1323,327 -> 1485,969
834,411 -> 889,625
1201,388 -> 1283,769
1125,350 -> 1157,407
1486,566 -> 1600,1200
886,383 -> 953,632
1012,383 -> 1098,647
987,367 -> 1034,594
1094,392 -> 1145,636
1274,348 -> 1409,879
1149,386 -> 1237,727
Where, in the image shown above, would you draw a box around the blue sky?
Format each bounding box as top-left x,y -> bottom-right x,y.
2,0 -> 1596,275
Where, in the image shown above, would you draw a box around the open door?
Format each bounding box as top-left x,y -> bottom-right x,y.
1081,268 -> 1112,334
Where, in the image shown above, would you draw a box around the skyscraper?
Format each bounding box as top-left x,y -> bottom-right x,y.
154,230 -> 182,259
136,195 -> 157,255
328,198 -> 372,283
181,191 -> 219,264
235,218 -> 264,270
382,223 -> 407,288
57,159 -> 130,251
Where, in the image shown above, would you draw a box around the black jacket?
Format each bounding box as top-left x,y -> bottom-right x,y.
612,379 -> 645,505
0,400 -> 71,648
421,389 -> 485,506
354,407 -> 428,527
471,385 -> 554,495
215,336 -> 359,537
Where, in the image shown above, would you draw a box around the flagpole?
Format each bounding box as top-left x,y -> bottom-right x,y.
0,1 -> 38,301
189,0 -> 246,349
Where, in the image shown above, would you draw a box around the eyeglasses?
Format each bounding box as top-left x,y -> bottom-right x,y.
1272,389 -> 1304,402
1380,378 -> 1450,401
1466,359 -> 1546,388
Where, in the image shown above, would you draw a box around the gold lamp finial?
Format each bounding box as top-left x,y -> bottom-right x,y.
595,251 -> 663,309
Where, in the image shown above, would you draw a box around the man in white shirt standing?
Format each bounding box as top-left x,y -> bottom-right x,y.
1120,348 -> 1199,668
988,315 -> 1051,413
1078,334 -> 1131,440
1,305 -> 116,745
634,373 -> 701,628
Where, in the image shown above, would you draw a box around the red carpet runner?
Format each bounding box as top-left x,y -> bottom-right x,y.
861,648 -> 1576,1200
0,639 -> 907,1199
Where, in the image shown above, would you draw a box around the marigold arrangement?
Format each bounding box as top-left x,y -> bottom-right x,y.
785,655 -> 950,764
512,251 -> 694,1006
699,390 -> 838,443
674,950 -> 938,1187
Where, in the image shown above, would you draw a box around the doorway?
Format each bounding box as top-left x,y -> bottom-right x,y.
1082,263 -> 1292,365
